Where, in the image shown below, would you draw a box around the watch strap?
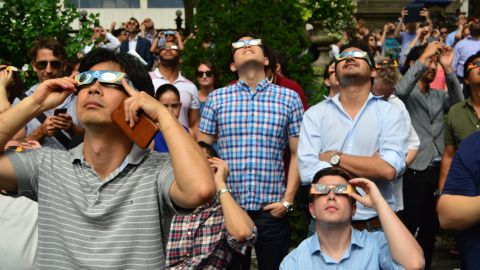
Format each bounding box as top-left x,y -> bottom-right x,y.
216,188 -> 232,197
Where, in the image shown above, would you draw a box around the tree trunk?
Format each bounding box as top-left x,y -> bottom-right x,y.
184,0 -> 195,36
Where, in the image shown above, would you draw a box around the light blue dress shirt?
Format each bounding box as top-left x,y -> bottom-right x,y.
445,31 -> 457,47
280,229 -> 404,270
452,36 -> 480,78
298,93 -> 408,220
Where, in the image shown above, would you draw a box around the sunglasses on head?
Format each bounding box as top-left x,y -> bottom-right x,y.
160,44 -> 179,51
35,60 -> 62,70
335,51 -> 372,66
231,39 -> 262,49
197,71 -> 213,78
310,183 -> 355,195
74,70 -> 128,94
467,61 -> 480,72
375,59 -> 398,69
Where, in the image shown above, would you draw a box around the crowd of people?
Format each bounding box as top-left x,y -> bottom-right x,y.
0,5 -> 479,270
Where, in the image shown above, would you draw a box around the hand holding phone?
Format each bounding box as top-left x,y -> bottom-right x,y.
54,108 -> 67,116
111,101 -> 158,149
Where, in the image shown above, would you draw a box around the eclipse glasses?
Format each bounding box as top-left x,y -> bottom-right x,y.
310,183 -> 356,195
231,39 -> 262,49
335,51 -> 373,67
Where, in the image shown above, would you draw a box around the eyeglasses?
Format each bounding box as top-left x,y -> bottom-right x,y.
160,45 -> 179,51
126,21 -> 138,26
35,60 -> 62,70
196,71 -> 213,78
164,30 -> 175,36
335,51 -> 372,66
375,59 -> 398,69
74,70 -> 128,94
310,183 -> 354,195
231,39 -> 262,49
467,61 -> 480,72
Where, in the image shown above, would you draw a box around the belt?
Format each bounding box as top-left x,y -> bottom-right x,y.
351,216 -> 382,231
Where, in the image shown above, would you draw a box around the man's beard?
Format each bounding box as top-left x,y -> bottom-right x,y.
160,55 -> 180,68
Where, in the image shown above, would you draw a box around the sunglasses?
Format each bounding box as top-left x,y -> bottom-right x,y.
310,183 -> 355,195
164,30 -> 175,36
35,60 -> 62,70
196,71 -> 213,78
74,70 -> 128,94
375,59 -> 398,69
467,61 -> 480,72
231,39 -> 262,49
160,45 -> 179,51
335,51 -> 372,66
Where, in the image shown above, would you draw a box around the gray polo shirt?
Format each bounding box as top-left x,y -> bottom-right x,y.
7,143 -> 176,269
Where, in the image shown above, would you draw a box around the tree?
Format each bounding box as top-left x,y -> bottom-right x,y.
0,0 -> 97,85
182,0 -> 321,105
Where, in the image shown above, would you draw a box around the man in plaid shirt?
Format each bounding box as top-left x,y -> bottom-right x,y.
199,32 -> 304,269
166,142 -> 256,269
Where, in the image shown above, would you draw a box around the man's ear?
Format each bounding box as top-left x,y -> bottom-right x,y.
308,202 -> 316,218
370,67 -> 377,78
230,62 -> 237,73
464,77 -> 470,86
351,201 -> 356,217
325,78 -> 331,87
275,63 -> 282,75
264,57 -> 269,67
31,61 -> 37,72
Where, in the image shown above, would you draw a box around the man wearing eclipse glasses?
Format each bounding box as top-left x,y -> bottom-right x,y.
0,48 -> 216,268
298,42 -> 408,232
280,167 -> 424,269
12,38 -> 83,150
199,32 -> 304,269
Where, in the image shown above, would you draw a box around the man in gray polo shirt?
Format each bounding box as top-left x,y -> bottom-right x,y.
0,48 -> 216,269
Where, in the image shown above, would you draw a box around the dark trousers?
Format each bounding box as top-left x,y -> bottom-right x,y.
227,210 -> 291,270
401,166 -> 440,270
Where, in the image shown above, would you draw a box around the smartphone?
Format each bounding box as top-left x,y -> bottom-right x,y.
54,108 -> 68,116
111,102 -> 158,149
404,3 -> 425,24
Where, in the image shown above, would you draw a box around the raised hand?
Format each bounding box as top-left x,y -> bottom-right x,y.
30,77 -> 77,113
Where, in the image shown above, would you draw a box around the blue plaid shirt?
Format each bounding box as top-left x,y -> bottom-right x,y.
200,79 -> 304,210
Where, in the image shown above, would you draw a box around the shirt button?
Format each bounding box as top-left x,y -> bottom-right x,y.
187,231 -> 191,236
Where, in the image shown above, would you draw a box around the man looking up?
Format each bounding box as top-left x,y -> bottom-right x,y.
396,42 -> 463,268
298,43 -> 408,231
0,48 -> 215,268
150,41 -> 200,138
199,33 -> 304,269
120,17 -> 153,70
280,167 -> 424,270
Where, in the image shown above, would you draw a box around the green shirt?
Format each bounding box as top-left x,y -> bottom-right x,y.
445,98 -> 480,148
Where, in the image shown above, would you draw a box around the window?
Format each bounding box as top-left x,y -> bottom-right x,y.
148,0 -> 183,8
68,0 -> 140,8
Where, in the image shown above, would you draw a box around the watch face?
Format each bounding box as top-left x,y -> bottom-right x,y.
287,205 -> 294,212
330,154 -> 340,165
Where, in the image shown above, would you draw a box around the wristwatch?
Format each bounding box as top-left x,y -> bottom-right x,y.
216,188 -> 232,197
330,152 -> 342,167
281,200 -> 294,213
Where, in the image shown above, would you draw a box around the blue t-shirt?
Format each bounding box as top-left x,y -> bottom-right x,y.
443,131 -> 480,269
153,125 -> 189,153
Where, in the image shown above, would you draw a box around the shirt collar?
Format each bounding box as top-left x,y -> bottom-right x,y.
463,97 -> 473,108
330,91 -> 380,107
309,228 -> 365,256
152,68 -> 186,83
129,33 -> 139,42
69,143 -> 149,165
236,78 -> 270,93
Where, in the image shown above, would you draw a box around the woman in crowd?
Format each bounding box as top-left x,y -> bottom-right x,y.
196,60 -> 218,115
151,84 -> 191,153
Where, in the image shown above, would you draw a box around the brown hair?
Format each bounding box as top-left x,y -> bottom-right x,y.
28,38 -> 66,62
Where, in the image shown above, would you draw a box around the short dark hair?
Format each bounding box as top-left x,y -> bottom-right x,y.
29,38 -> 67,62
464,50 -> 480,94
79,48 -> 154,97
198,141 -> 219,158
309,167 -> 355,203
155,83 -> 180,101
129,17 -> 140,28
267,50 -> 289,76
402,44 -> 427,75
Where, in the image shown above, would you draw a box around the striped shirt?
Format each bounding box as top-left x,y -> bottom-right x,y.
7,144 -> 176,269
200,79 -> 304,210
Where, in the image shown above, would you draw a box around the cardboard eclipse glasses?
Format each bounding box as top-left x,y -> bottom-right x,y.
310,183 -> 356,195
